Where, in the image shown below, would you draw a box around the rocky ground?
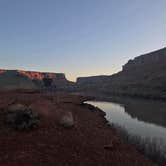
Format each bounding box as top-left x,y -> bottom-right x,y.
0,91 -> 155,166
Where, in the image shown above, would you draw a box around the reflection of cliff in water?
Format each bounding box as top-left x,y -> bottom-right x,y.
93,95 -> 166,128
121,98 -> 166,128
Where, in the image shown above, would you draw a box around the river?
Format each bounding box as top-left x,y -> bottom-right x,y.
87,98 -> 166,158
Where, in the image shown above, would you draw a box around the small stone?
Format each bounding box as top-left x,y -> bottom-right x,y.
104,143 -> 114,151
59,112 -> 74,128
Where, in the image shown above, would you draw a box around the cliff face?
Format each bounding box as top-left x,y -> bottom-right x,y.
0,70 -> 37,91
0,70 -> 72,91
1,47 -> 166,97
0,69 -> 6,74
17,70 -> 66,80
113,47 -> 166,85
75,47 -> 166,99
122,47 -> 166,76
77,76 -> 110,85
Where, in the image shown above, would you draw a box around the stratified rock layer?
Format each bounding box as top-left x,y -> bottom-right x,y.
0,70 -> 73,91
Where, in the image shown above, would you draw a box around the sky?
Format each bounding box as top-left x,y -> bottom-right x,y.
0,0 -> 166,81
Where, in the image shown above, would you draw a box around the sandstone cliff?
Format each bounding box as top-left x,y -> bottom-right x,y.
75,47 -> 166,99
0,70 -> 72,91
0,70 -> 37,91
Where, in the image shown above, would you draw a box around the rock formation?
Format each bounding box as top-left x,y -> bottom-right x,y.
0,70 -> 37,91
75,47 -> 166,99
0,70 -> 73,91
1,47 -> 166,99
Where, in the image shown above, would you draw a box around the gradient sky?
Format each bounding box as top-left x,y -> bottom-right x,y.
0,0 -> 166,81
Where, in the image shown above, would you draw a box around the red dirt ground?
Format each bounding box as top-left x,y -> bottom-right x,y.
0,92 -> 155,166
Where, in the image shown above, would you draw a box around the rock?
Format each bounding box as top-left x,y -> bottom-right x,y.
104,143 -> 114,151
75,47 -> 166,99
0,69 -> 73,91
59,112 -> 74,128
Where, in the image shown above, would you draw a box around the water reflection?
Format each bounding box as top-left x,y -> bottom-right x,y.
87,99 -> 166,145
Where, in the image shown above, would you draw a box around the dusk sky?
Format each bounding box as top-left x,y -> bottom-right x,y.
0,0 -> 166,81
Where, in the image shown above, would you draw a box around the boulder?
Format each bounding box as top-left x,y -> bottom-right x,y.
59,112 -> 74,128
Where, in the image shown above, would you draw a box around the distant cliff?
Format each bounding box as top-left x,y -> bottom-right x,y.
77,75 -> 110,85
1,47 -> 166,98
75,47 -> 166,99
17,70 -> 66,80
0,70 -> 73,91
123,47 -> 166,72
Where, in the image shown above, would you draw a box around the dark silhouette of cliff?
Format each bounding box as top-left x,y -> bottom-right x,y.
75,47 -> 166,99
1,47 -> 166,98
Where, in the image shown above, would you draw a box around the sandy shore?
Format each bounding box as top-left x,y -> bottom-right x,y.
0,92 -> 155,166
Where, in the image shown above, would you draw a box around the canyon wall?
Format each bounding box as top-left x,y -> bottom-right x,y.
1,47 -> 166,98
75,47 -> 166,99
0,70 -> 72,91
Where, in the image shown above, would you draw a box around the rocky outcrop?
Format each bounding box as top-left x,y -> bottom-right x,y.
123,47 -> 166,72
59,111 -> 74,128
0,69 -> 6,74
0,70 -> 72,91
17,70 -> 66,80
0,70 -> 38,91
1,47 -> 166,98
75,47 -> 166,99
77,75 -> 110,85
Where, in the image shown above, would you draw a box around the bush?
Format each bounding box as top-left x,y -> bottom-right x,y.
6,104 -> 40,130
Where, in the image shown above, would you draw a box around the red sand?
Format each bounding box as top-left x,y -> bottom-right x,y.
0,92 -> 155,166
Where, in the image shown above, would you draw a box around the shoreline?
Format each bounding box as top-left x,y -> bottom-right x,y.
71,91 -> 166,102
0,92 -> 155,166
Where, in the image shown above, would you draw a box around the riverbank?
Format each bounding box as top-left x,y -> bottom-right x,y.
0,92 -> 155,166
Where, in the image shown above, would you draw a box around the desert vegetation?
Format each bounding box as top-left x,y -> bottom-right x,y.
6,104 -> 40,130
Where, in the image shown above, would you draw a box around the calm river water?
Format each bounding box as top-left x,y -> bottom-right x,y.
87,98 -> 166,150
